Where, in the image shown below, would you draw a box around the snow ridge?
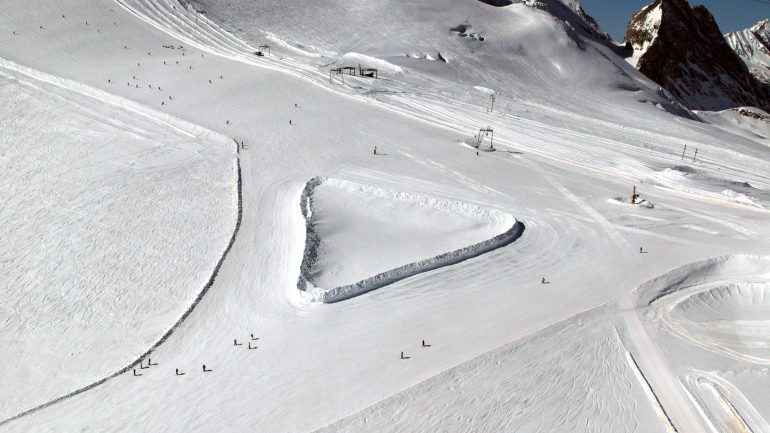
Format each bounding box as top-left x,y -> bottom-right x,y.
297,177 -> 523,303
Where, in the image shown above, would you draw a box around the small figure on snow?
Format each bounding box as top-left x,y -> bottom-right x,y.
373,146 -> 377,155
541,277 -> 546,284
175,368 -> 185,376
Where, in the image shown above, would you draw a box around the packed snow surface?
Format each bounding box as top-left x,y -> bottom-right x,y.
0,57 -> 236,420
2,0 -> 770,431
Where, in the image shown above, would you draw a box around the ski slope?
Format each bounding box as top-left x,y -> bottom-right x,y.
1,0 -> 770,431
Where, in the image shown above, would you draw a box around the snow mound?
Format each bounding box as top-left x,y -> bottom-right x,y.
608,197 -> 655,209
342,53 -> 404,74
697,108 -> 770,145
647,165 -> 765,208
297,177 -> 522,303
635,256 -> 770,364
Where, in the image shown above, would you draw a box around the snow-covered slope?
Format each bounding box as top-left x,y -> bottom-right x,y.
0,57 -> 237,420
726,19 -> 770,85
2,0 -> 770,432
195,0 -> 684,118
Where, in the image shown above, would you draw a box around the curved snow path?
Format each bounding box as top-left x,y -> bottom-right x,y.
638,256 -> 770,364
297,177 -> 524,303
0,61 -> 244,428
681,370 -> 770,433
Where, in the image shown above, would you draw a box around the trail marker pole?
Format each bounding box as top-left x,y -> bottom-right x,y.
681,144 -> 687,160
692,148 -> 698,163
487,94 -> 496,113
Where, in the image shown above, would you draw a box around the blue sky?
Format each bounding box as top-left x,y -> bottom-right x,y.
579,0 -> 770,40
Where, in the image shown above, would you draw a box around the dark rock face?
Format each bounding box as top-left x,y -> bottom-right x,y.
624,0 -> 770,111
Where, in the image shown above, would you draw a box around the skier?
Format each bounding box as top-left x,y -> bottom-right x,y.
400,351 -> 405,359
202,364 -> 210,372
639,246 -> 644,254
289,120 -> 292,125
541,277 -> 546,284
175,368 -> 185,376
133,368 -> 141,376
234,339 -> 241,346
421,340 -> 427,347
373,146 -> 377,155
251,334 -> 259,340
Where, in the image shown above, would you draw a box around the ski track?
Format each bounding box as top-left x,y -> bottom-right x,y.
680,370 -> 770,433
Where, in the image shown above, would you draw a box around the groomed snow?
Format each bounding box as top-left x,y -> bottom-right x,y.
2,0 -> 770,431
0,57 -> 236,420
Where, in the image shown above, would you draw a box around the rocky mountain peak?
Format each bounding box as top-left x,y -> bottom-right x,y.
726,18 -> 770,84
624,0 -> 770,111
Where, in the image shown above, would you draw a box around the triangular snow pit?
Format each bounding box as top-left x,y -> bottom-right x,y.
297,177 -> 523,302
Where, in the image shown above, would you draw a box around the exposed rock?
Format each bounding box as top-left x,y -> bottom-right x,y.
624,0 -> 770,111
